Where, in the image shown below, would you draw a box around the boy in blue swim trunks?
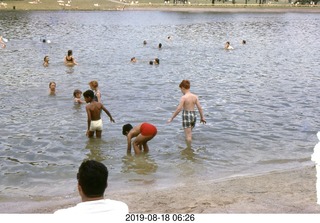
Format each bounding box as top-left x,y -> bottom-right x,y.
167,80 -> 206,148
83,90 -> 115,138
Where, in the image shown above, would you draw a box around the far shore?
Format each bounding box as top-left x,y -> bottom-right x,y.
0,0 -> 320,12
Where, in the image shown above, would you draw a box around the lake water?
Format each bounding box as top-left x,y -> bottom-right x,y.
0,10 -> 319,209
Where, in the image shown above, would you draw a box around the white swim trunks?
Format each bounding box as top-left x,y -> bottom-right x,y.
90,119 -> 103,131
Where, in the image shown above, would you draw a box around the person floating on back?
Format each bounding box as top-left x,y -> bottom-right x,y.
167,80 -> 206,148
122,123 -> 157,155
83,90 -> 114,138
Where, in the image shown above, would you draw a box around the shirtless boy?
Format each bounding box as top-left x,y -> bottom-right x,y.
122,123 -> 157,155
83,90 -> 115,138
167,80 -> 206,147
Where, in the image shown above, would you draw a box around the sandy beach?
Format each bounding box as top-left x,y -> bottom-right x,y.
1,0 -> 320,216
1,165 -> 319,213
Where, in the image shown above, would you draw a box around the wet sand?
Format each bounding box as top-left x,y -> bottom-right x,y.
1,1 -> 320,215
1,165 -> 320,213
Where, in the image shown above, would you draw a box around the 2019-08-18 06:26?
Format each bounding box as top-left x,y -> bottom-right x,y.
125,214 -> 196,222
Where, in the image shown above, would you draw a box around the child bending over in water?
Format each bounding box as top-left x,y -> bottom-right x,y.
83,90 -> 114,138
122,123 -> 157,155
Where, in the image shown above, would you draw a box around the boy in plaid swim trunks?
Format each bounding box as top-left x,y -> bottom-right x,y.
167,80 -> 206,148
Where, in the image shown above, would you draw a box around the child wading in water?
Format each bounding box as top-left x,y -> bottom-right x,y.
167,80 -> 206,148
122,123 -> 157,155
73,89 -> 85,104
89,80 -> 101,102
83,90 -> 114,138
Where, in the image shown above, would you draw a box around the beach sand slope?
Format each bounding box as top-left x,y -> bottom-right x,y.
1,166 -> 320,213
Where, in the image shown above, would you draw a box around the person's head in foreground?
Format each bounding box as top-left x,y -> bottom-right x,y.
77,160 -> 108,201
54,159 -> 129,214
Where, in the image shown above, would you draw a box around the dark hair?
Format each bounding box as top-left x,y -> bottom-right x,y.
77,160 -> 108,198
83,90 -> 94,99
154,58 -> 159,64
122,124 -> 133,136
149,61 -> 153,65
73,89 -> 82,97
68,50 -> 73,56
158,43 -> 162,48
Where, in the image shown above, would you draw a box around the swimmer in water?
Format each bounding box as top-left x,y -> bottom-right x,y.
64,49 -> 78,66
0,36 -> 6,48
73,89 -> 85,104
49,82 -> 56,95
224,41 -> 234,50
89,80 -> 101,103
154,58 -> 159,65
43,56 -> 49,67
130,57 -> 137,63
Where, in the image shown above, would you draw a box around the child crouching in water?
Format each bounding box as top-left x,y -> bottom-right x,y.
122,123 -> 157,155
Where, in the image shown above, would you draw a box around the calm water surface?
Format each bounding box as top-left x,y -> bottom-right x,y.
0,11 -> 319,205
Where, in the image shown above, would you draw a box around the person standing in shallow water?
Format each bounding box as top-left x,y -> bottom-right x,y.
64,49 -> 77,66
167,80 -> 206,148
89,80 -> 101,102
83,90 -> 114,138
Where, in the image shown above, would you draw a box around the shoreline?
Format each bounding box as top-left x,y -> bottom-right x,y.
1,1 -> 320,12
1,165 -> 320,213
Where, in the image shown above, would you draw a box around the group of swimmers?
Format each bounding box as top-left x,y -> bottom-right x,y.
130,40 -> 164,65
44,37 -> 208,154
49,78 -> 206,154
224,40 -> 246,50
43,49 -> 77,67
81,79 -> 205,154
